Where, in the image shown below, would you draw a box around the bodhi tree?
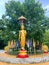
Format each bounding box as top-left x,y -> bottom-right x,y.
1,0 -> 47,47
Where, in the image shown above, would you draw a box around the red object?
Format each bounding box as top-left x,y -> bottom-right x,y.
17,54 -> 28,58
17,49 -> 28,58
21,49 -> 25,51
5,51 -> 7,54
44,52 -> 48,54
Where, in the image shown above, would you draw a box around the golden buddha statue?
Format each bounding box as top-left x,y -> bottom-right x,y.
17,16 -> 28,58
19,23 -> 27,49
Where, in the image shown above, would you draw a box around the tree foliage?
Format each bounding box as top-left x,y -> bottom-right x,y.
0,0 -> 48,44
43,30 -> 49,47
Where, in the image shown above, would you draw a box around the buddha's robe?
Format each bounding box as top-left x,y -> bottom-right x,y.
19,30 -> 26,48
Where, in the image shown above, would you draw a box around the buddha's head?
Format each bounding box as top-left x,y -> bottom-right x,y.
21,23 -> 24,30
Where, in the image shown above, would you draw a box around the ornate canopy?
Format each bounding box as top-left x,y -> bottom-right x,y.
18,16 -> 27,21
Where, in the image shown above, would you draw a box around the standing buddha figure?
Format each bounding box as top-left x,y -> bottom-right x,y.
19,23 -> 27,49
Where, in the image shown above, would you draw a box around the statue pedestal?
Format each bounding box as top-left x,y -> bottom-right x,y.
17,49 -> 28,58
44,52 -> 48,54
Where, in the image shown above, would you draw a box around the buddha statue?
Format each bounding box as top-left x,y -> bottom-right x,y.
19,23 -> 27,49
18,16 -> 28,58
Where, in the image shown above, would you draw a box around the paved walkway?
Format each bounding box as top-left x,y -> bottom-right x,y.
0,50 -> 49,65
0,50 -> 5,53
0,62 -> 49,65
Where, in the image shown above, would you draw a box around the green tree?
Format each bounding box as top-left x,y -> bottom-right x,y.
1,0 -> 47,45
23,0 -> 45,44
43,30 -> 49,47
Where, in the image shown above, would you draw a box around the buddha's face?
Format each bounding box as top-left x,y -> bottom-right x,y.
21,24 -> 24,30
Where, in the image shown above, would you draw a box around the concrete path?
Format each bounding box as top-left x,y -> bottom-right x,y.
0,50 -> 5,53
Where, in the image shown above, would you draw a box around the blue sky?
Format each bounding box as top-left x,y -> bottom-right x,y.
0,0 -> 49,19
39,0 -> 49,17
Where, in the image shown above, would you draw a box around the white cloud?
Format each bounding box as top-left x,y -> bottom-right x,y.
43,5 -> 49,17
0,0 -> 10,7
43,5 -> 49,11
0,0 -> 11,19
0,0 -> 49,18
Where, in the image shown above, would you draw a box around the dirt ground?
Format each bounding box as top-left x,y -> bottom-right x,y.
0,62 -> 49,65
